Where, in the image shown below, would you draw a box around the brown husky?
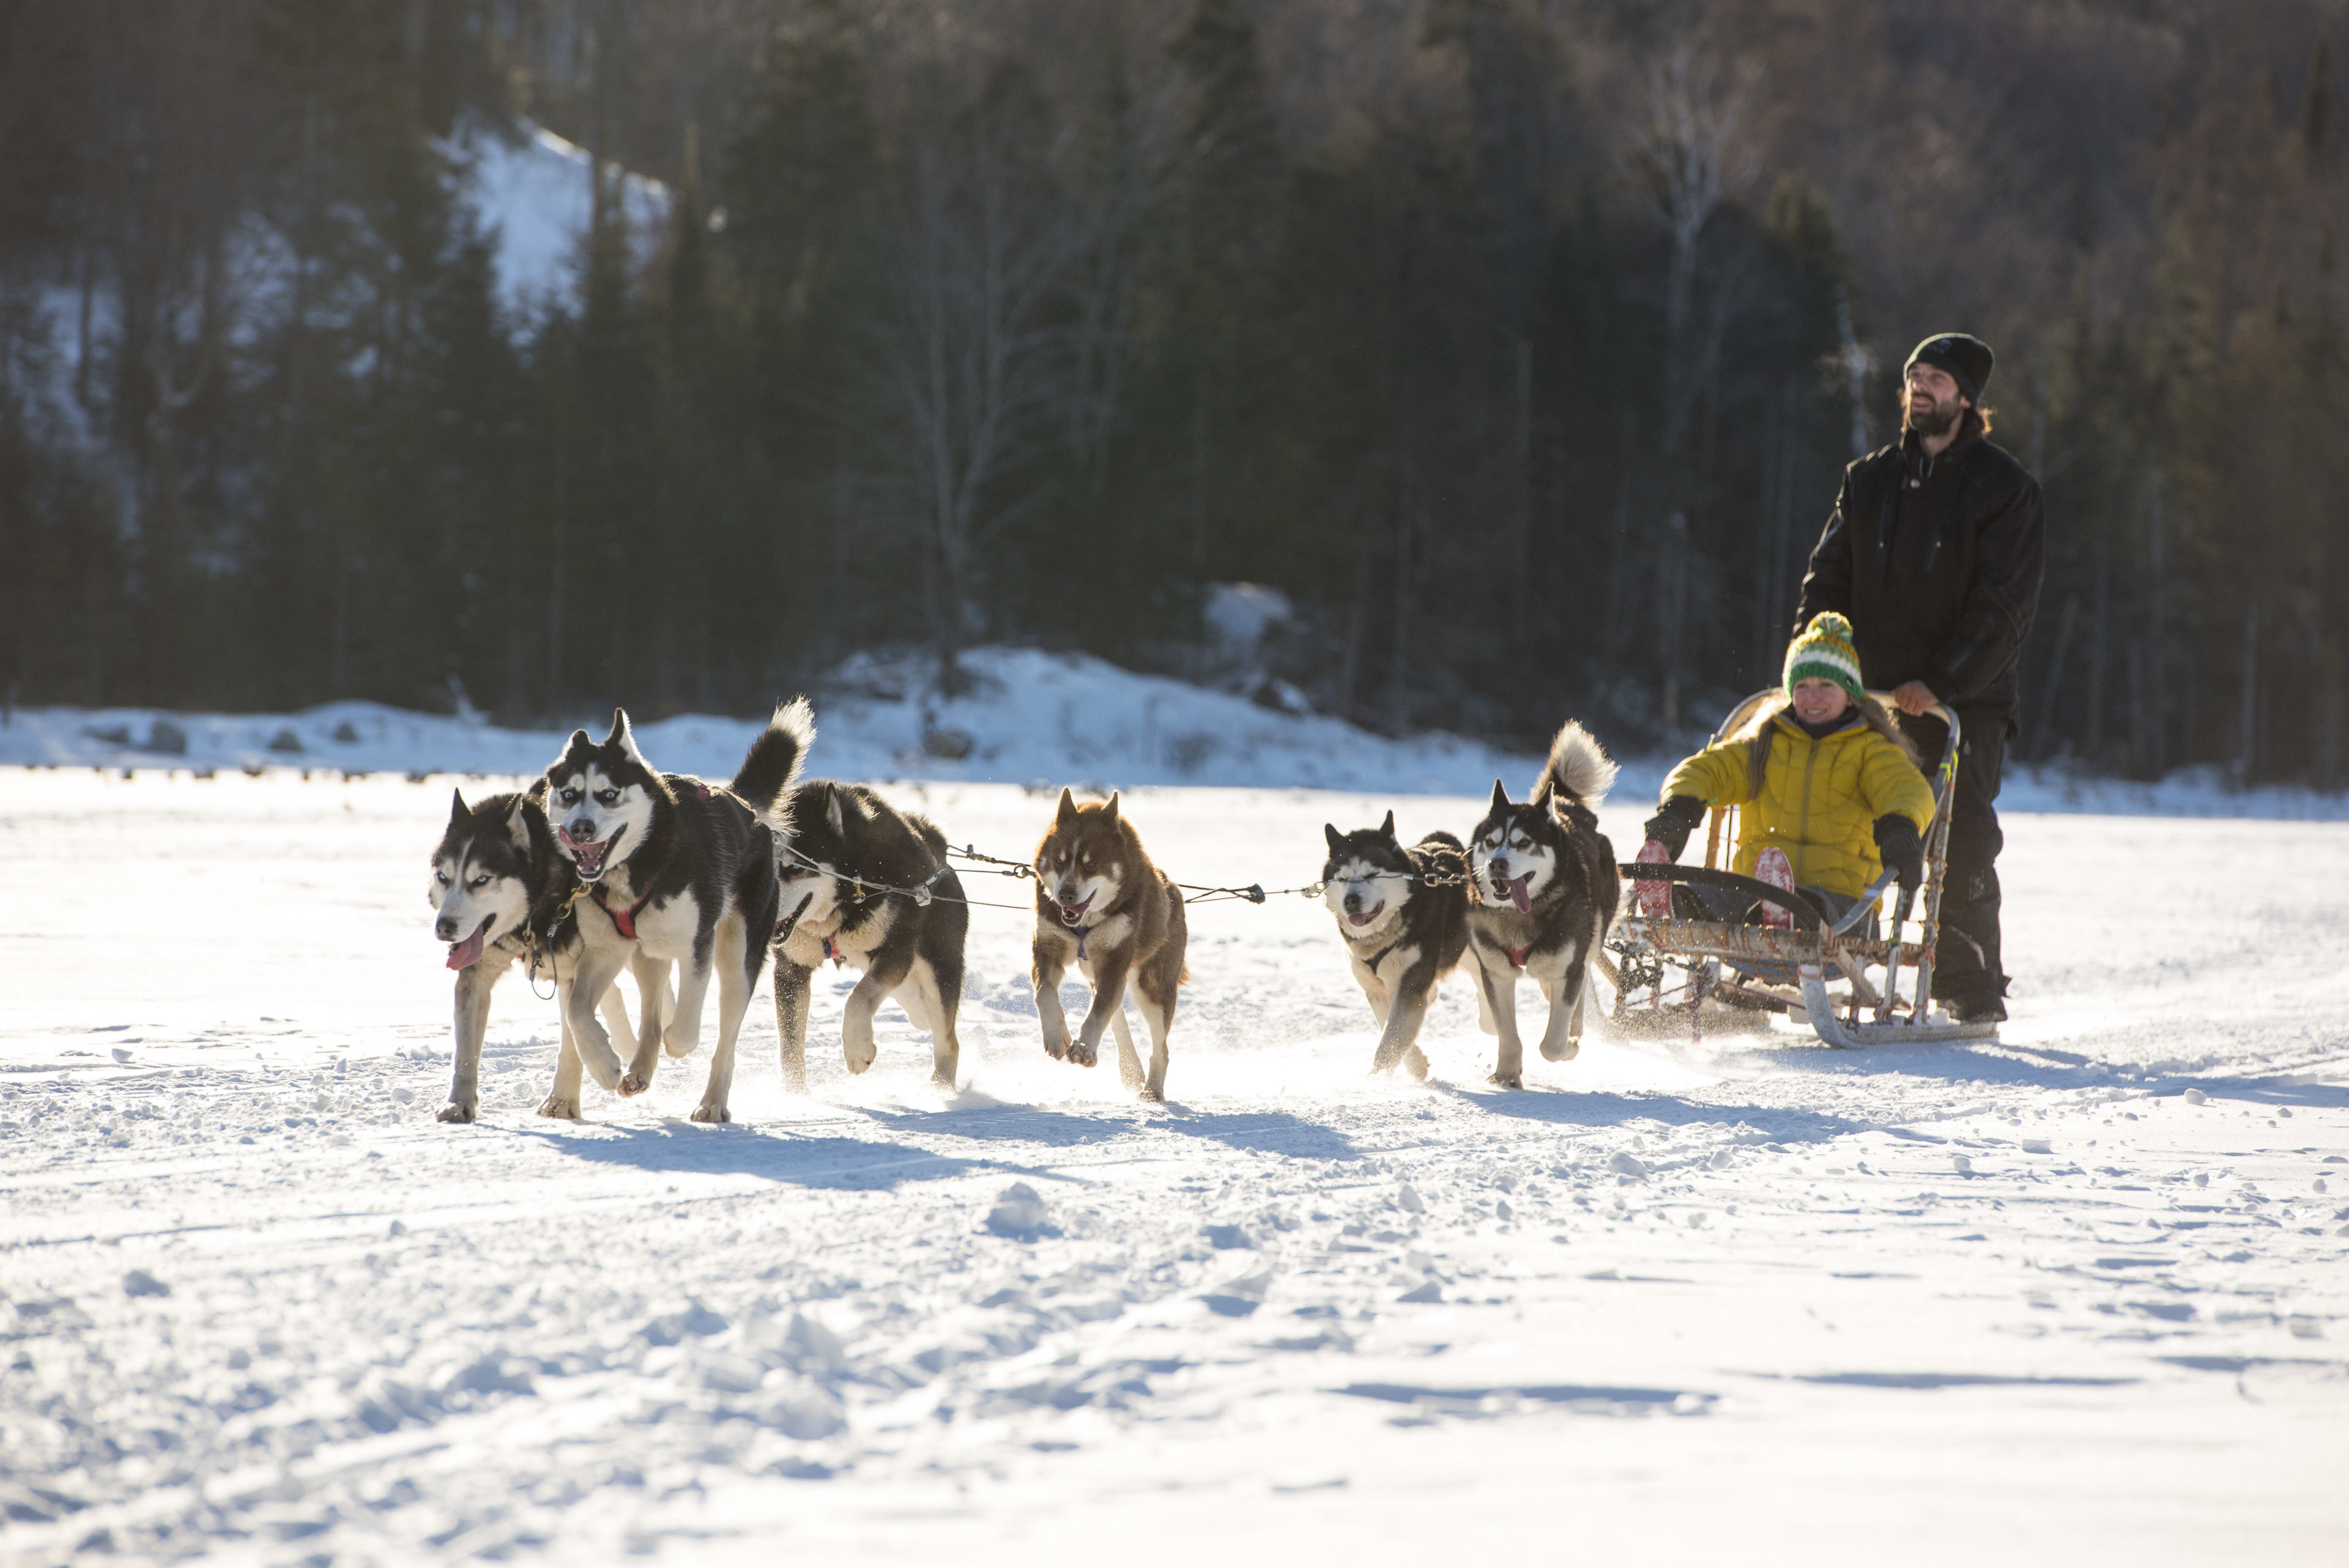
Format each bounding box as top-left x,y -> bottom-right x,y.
1031,789 -> 1189,1101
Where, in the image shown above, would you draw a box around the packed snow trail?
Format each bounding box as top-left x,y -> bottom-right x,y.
2,770 -> 2345,1566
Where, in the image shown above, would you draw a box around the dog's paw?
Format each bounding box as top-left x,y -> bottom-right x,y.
436,1101 -> 477,1124
1404,1046 -> 1430,1081
576,1046 -> 622,1092
689,1103 -> 732,1124
661,1033 -> 694,1059
1067,1038 -> 1099,1068
1486,1069 -> 1523,1090
1040,1023 -> 1071,1060
843,1038 -> 877,1076
1540,1038 -> 1579,1063
1137,1085 -> 1164,1103
617,1070 -> 651,1097
536,1095 -> 581,1120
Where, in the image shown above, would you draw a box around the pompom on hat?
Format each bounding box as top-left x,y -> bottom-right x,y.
1904,332 -> 1994,406
1784,612 -> 1866,704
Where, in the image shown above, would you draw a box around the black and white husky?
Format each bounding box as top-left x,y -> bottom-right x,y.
1321,813 -> 1471,1080
427,788 -> 672,1123
1464,719 -> 1620,1088
771,782 -> 968,1091
542,702 -> 809,1122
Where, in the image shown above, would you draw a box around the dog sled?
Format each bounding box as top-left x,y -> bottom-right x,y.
1596,691 -> 1998,1048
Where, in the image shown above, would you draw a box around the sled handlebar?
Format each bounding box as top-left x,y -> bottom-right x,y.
1835,868 -> 1901,935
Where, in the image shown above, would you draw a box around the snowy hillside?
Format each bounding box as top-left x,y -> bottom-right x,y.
444,117 -> 672,321
7,644 -> 2347,820
19,117 -> 668,438
0,647 -> 1550,800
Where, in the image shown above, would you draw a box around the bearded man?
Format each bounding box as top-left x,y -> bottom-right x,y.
1793,332 -> 2044,1024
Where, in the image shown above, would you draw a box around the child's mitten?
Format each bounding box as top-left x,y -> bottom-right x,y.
1872,814 -> 1923,893
1642,795 -> 1707,860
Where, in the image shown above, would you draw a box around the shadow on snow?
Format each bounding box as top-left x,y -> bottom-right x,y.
511,1123 -> 1044,1191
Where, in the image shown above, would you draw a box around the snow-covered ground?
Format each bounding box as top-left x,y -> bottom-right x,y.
2,758 -> 2345,1567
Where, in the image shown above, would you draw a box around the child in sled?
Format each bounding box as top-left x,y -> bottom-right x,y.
1639,612 -> 1935,928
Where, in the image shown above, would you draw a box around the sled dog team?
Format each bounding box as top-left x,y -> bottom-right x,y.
426,701 -> 1622,1121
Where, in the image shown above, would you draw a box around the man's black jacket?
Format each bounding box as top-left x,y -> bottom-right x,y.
1794,423 -> 2044,716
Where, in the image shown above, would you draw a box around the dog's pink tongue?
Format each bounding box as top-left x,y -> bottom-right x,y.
1508,876 -> 1532,913
446,927 -> 486,971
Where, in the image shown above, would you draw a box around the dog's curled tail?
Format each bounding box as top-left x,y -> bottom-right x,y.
733,697 -> 816,818
1539,718 -> 1617,808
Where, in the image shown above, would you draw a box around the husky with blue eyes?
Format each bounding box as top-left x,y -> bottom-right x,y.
1320,813 -> 1474,1080
427,787 -> 671,1124
541,702 -> 810,1123
1464,719 -> 1621,1088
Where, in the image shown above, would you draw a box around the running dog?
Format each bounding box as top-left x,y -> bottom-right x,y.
1031,789 -> 1187,1101
1464,719 -> 1620,1088
542,701 -> 808,1121
771,781 -> 968,1091
428,787 -> 672,1123
1321,814 -> 1472,1080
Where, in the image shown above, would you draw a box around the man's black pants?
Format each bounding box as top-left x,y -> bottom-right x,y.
1897,705 -> 2008,1004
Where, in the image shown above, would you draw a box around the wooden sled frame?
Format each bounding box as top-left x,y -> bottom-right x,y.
1596,689 -> 2000,1048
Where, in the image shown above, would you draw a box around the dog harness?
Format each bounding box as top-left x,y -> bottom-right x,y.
823,934 -> 845,968
1504,943 -> 1533,970
592,885 -> 658,942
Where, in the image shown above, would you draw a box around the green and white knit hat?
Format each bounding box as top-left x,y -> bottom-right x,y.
1784,612 -> 1866,703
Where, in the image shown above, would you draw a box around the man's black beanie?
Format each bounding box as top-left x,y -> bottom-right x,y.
1904,332 -> 1995,406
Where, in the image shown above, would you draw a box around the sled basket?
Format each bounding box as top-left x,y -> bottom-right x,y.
1599,690 -> 1998,1048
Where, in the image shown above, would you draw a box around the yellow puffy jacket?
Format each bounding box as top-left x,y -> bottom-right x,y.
1660,711 -> 1935,898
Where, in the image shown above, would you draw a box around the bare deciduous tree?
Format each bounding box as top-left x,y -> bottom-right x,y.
871,74 -> 1081,692
869,45 -> 1164,693
1626,35 -> 1757,458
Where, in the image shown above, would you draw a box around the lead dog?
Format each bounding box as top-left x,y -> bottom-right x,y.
427,787 -> 672,1123
771,781 -> 968,1091
1031,789 -> 1187,1101
1321,814 -> 1472,1079
542,702 -> 808,1121
1464,719 -> 1620,1088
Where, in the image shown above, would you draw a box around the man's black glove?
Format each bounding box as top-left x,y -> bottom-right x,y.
1873,814 -> 1923,894
1642,795 -> 1707,860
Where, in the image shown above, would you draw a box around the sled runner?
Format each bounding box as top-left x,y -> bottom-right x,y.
1600,690 -> 1998,1048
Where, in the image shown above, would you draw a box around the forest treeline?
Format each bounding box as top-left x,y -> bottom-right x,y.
2,1 -> 2343,782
